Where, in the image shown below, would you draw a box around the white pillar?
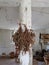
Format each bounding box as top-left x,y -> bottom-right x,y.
20,0 -> 33,65
20,0 -> 31,29
29,44 -> 33,65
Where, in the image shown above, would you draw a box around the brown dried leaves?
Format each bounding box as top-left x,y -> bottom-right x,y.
12,24 -> 35,52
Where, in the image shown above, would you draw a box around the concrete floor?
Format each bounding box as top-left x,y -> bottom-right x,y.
0,59 -> 37,65
0,59 -> 20,65
0,58 -> 45,65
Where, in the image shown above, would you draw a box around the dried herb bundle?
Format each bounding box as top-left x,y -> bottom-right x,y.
12,24 -> 35,52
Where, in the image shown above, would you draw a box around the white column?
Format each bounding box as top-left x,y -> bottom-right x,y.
29,44 -> 33,65
20,0 -> 33,65
20,0 -> 31,29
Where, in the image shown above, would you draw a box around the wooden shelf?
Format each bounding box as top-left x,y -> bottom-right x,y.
40,33 -> 49,44
41,34 -> 49,39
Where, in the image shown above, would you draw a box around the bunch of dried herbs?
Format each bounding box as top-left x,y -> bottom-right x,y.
12,23 -> 35,52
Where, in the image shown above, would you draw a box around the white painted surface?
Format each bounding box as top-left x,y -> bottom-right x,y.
32,7 -> 49,30
0,0 -> 49,7
20,0 -> 31,29
0,7 -> 19,30
20,0 -> 32,65
0,7 -> 49,30
0,0 -> 20,7
0,29 -> 15,55
19,51 -> 29,65
32,0 -> 49,7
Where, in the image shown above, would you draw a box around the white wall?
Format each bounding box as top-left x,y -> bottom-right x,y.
45,28 -> 49,33
32,0 -> 49,7
0,29 -> 15,55
0,7 -> 19,29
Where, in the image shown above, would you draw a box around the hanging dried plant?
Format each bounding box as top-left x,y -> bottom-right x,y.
12,23 -> 35,52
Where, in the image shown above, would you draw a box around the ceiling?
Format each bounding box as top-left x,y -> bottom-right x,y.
0,0 -> 49,30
